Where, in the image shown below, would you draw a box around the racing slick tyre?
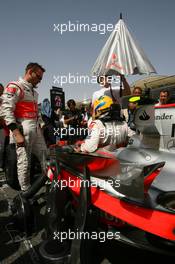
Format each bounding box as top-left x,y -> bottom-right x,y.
11,174 -> 48,235
39,240 -> 70,264
157,192 -> 175,213
146,191 -> 175,249
146,232 -> 175,250
11,192 -> 34,235
39,183 -> 72,263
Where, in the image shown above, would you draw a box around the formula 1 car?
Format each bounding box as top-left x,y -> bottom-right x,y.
37,94 -> 175,264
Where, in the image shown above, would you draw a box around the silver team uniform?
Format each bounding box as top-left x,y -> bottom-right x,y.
0,78 -> 47,191
81,119 -> 135,153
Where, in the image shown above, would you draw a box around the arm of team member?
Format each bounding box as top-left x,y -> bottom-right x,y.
0,84 -> 25,145
64,116 -> 75,125
120,75 -> 131,96
74,121 -> 101,153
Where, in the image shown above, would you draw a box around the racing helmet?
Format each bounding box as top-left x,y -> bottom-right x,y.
129,96 -> 141,103
93,95 -> 113,119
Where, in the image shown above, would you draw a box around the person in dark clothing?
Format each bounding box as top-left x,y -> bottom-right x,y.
127,101 -> 138,131
51,107 -> 63,128
41,98 -> 56,146
0,83 -> 5,171
51,107 -> 64,141
64,99 -> 82,127
63,99 -> 83,143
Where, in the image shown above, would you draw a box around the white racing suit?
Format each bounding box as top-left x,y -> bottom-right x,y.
0,97 -> 5,168
80,119 -> 135,152
0,78 -> 47,191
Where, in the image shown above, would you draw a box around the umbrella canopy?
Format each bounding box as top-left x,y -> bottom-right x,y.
91,18 -> 157,76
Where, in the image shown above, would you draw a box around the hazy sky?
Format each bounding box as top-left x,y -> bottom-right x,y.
0,0 -> 175,103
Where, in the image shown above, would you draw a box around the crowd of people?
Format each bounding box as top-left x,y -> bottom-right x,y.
40,98 -> 90,146
0,62 -> 173,191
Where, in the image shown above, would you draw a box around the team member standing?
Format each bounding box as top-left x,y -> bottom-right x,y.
155,90 -> 170,106
92,75 -> 131,106
0,63 -> 47,191
64,99 -> 83,143
0,83 -> 5,171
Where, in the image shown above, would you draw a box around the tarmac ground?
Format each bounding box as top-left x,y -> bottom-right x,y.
0,171 -> 46,264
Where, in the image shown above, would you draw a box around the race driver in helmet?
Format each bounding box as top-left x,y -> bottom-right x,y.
74,95 -> 135,153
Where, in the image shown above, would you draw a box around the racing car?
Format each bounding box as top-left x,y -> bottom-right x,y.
10,90 -> 175,263
36,92 -> 175,263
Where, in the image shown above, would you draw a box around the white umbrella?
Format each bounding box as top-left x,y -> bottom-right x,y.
91,15 -> 157,77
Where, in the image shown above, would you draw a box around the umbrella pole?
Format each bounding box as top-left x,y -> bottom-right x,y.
120,75 -> 123,97
119,12 -> 123,97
